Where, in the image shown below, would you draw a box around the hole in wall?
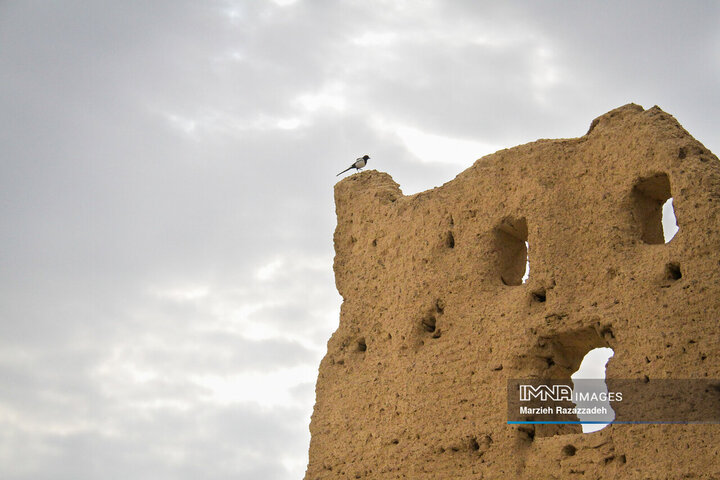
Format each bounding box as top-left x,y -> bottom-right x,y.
632,173 -> 678,244
531,287 -> 546,303
571,347 -> 615,433
534,327 -> 610,379
418,301 -> 444,341
421,315 -> 436,333
495,217 -> 528,286
357,337 -> 367,352
528,327 -> 612,438
606,454 -> 627,465
600,326 -> 615,341
562,444 -> 577,456
517,425 -> 535,442
445,231 -> 455,249
665,262 -> 682,281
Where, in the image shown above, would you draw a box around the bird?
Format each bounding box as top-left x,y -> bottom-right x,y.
337,155 -> 370,176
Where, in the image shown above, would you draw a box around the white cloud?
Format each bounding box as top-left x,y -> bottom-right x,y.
270,0 -> 300,6
295,82 -> 347,113
394,124 -> 502,166
194,364 -> 317,407
151,284 -> 212,302
351,31 -> 399,47
255,257 -> 285,282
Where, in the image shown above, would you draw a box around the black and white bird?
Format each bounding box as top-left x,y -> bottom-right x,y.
336,155 -> 370,176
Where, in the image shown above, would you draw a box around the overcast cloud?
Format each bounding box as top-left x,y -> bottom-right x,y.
0,1 -> 718,479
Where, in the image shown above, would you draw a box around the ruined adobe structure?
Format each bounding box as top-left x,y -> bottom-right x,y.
305,104 -> 720,479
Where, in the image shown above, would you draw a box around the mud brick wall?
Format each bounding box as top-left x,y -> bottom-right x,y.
305,104 -> 720,479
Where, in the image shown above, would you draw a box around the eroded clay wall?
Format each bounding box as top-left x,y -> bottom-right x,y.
305,104 -> 720,479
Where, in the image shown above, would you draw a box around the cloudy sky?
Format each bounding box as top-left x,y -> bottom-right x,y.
0,1 -> 718,479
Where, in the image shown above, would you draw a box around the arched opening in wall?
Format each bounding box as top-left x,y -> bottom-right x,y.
526,326 -> 612,438
571,347 -> 615,433
632,173 -> 678,244
495,217 -> 528,286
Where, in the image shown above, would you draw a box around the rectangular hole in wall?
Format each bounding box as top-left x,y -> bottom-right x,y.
495,217 -> 528,286
632,173 -> 676,244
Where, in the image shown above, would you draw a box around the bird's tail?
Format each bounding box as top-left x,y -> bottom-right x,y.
336,166 -> 352,176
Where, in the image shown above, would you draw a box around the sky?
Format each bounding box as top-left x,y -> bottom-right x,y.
0,1 -> 718,479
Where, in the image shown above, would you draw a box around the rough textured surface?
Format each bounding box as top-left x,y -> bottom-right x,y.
305,104 -> 720,479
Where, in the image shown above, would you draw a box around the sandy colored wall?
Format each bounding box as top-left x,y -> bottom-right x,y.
305,104 -> 720,479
